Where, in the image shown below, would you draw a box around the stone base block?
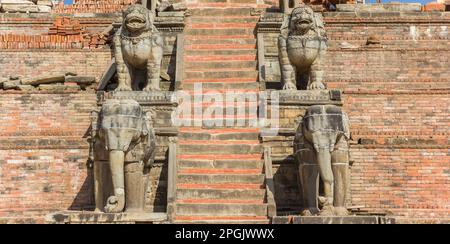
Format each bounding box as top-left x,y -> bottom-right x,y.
272,215 -> 395,224
46,211 -> 168,224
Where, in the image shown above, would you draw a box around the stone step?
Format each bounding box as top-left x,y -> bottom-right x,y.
177,199 -> 263,204
185,60 -> 257,70
177,119 -> 260,128
174,215 -> 269,224
184,70 -> 258,80
185,34 -> 255,43
178,168 -> 262,175
177,153 -> 262,160
177,182 -> 263,190
186,7 -> 254,17
179,129 -> 259,140
175,106 -> 259,120
177,173 -> 265,184
188,23 -> 257,30
178,144 -> 262,154
175,203 -> 268,216
184,54 -> 256,62
182,77 -> 257,84
179,139 -> 259,145
185,38 -> 256,46
185,43 -> 256,51
181,82 -> 259,91
188,0 -> 260,5
186,28 -> 255,36
176,188 -> 265,200
189,16 -> 259,24
178,159 -> 263,169
185,49 -> 257,56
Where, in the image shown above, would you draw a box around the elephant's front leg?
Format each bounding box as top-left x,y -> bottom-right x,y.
124,161 -> 145,212
331,137 -> 350,216
299,163 -> 320,216
316,147 -> 335,216
105,150 -> 126,213
94,161 -> 105,212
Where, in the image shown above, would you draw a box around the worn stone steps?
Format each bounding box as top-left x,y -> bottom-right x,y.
181,82 -> 259,90
179,143 -> 261,154
184,54 -> 256,62
177,182 -> 263,190
177,119 -> 259,128
174,215 -> 269,224
175,203 -> 267,216
185,34 -> 255,43
186,28 -> 255,36
185,49 -> 257,56
182,78 -> 257,84
179,131 -> 259,140
189,16 -> 260,24
177,188 -> 265,200
184,70 -> 258,80
177,173 -> 265,184
188,23 -> 257,30
176,4 -> 266,223
185,43 -> 256,50
179,159 -> 263,169
186,7 -> 255,16
185,60 -> 257,70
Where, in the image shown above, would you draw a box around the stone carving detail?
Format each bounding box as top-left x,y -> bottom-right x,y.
278,5 -> 327,90
114,4 -> 163,91
294,105 -> 350,216
91,99 -> 156,213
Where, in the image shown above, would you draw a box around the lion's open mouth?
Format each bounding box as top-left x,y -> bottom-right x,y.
296,19 -> 312,25
126,15 -> 146,30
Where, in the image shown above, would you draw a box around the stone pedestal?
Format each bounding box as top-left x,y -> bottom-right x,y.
272,215 -> 396,224
46,211 -> 168,224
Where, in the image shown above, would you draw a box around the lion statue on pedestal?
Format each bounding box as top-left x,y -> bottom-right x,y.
278,5 -> 327,90
114,4 -> 163,91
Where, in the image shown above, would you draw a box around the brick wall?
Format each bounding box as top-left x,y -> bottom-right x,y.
0,50 -> 111,81
0,91 -> 96,223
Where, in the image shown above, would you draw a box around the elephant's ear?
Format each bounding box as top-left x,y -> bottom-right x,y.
142,111 -> 156,168
342,112 -> 351,140
293,116 -> 304,153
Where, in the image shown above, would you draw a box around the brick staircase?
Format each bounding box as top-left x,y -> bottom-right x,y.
174,4 -> 269,223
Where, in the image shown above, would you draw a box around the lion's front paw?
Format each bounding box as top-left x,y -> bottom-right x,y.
115,84 -> 132,91
283,82 -> 297,90
143,85 -> 161,92
308,81 -> 325,90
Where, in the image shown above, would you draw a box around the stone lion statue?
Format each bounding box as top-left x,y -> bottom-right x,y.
278,5 -> 327,90
114,4 -> 163,91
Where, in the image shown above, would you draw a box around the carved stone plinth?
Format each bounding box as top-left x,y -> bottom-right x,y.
271,89 -> 343,106
46,211 -> 168,224
272,216 -> 395,224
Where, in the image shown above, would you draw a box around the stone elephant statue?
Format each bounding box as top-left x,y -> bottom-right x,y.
91,99 -> 156,213
294,105 -> 350,216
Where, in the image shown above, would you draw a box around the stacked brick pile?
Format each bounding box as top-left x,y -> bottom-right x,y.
0,0 -> 54,13
52,0 -> 138,13
0,16 -> 107,49
423,1 -> 446,11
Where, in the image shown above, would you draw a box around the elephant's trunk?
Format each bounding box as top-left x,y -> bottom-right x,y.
316,147 -> 334,208
105,150 -> 126,213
